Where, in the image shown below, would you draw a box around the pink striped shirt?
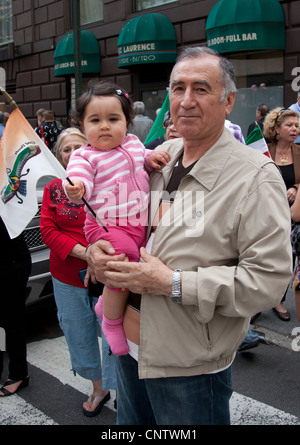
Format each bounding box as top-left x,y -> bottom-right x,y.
64,133 -> 153,229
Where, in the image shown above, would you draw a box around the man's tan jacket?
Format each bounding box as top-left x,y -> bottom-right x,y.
138,128 -> 293,379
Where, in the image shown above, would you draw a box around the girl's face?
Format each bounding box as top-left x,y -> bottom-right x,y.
81,96 -> 127,150
61,134 -> 86,167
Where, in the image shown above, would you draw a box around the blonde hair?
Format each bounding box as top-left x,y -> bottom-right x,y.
55,127 -> 87,165
263,107 -> 300,142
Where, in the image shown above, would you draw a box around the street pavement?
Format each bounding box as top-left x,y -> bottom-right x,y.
0,284 -> 300,427
249,283 -> 300,350
232,282 -> 300,422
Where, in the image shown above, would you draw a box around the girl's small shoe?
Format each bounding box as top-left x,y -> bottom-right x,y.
102,315 -> 129,356
95,295 -> 103,319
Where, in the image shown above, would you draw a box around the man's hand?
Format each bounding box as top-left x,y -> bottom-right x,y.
85,239 -> 127,285
104,247 -> 173,296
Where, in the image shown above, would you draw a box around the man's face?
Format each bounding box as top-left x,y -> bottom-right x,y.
169,55 -> 235,145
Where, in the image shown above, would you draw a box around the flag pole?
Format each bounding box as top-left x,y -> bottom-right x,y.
66,177 -> 108,232
0,88 -> 108,233
0,87 -> 18,109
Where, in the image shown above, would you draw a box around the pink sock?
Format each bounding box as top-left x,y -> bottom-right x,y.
95,295 -> 103,319
102,315 -> 129,356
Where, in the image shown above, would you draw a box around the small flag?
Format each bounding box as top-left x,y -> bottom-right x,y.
0,108 -> 67,238
245,123 -> 270,157
144,90 -> 170,145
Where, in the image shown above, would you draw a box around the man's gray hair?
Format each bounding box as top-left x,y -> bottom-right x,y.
133,101 -> 145,115
172,46 -> 237,102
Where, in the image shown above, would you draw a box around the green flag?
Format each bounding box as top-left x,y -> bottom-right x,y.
144,91 -> 170,145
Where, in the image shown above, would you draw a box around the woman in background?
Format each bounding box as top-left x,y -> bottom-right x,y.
264,107 -> 300,321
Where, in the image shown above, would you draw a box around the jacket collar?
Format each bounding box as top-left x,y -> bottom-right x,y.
161,128 -> 236,192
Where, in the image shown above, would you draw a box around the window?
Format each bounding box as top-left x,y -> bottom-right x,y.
142,89 -> 167,121
80,0 -> 103,25
0,0 -> 13,46
135,0 -> 176,12
227,50 -> 284,137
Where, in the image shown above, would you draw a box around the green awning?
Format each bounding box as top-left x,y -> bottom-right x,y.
205,0 -> 285,53
117,13 -> 177,68
54,30 -> 100,76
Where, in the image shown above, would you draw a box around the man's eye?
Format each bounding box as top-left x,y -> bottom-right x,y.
172,86 -> 184,92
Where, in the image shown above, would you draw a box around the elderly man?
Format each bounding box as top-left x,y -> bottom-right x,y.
129,101 -> 153,143
86,47 -> 292,425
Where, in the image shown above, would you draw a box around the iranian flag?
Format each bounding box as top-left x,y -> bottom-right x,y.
245,124 -> 270,157
0,107 -> 67,238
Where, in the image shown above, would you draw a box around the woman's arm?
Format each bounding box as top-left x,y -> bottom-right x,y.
40,181 -> 87,261
291,188 -> 300,221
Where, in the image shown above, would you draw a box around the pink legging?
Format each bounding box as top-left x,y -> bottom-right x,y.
87,224 -> 146,291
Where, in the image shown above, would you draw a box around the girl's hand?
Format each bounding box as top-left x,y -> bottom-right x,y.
65,178 -> 85,201
148,150 -> 171,170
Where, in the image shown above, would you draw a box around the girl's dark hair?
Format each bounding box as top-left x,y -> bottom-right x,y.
71,80 -> 134,127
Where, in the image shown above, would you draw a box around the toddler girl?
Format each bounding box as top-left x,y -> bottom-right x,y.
64,81 -> 170,355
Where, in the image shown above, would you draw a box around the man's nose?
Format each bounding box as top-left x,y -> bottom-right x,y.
180,88 -> 196,108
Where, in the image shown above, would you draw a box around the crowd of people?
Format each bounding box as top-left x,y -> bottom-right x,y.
34,108 -> 64,153
0,45 -> 300,426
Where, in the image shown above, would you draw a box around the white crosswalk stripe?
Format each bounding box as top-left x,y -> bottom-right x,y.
0,395 -> 57,425
0,336 -> 299,425
230,393 -> 300,425
26,336 -> 116,412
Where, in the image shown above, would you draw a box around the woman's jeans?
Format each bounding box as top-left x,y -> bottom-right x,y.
116,354 -> 233,425
52,277 -> 116,390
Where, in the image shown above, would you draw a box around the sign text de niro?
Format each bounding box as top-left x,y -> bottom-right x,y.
118,41 -> 176,67
118,42 -> 156,66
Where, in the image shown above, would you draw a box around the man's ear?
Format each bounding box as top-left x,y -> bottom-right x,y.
225,92 -> 236,116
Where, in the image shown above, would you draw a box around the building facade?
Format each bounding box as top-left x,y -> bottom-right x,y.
0,0 -> 300,136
